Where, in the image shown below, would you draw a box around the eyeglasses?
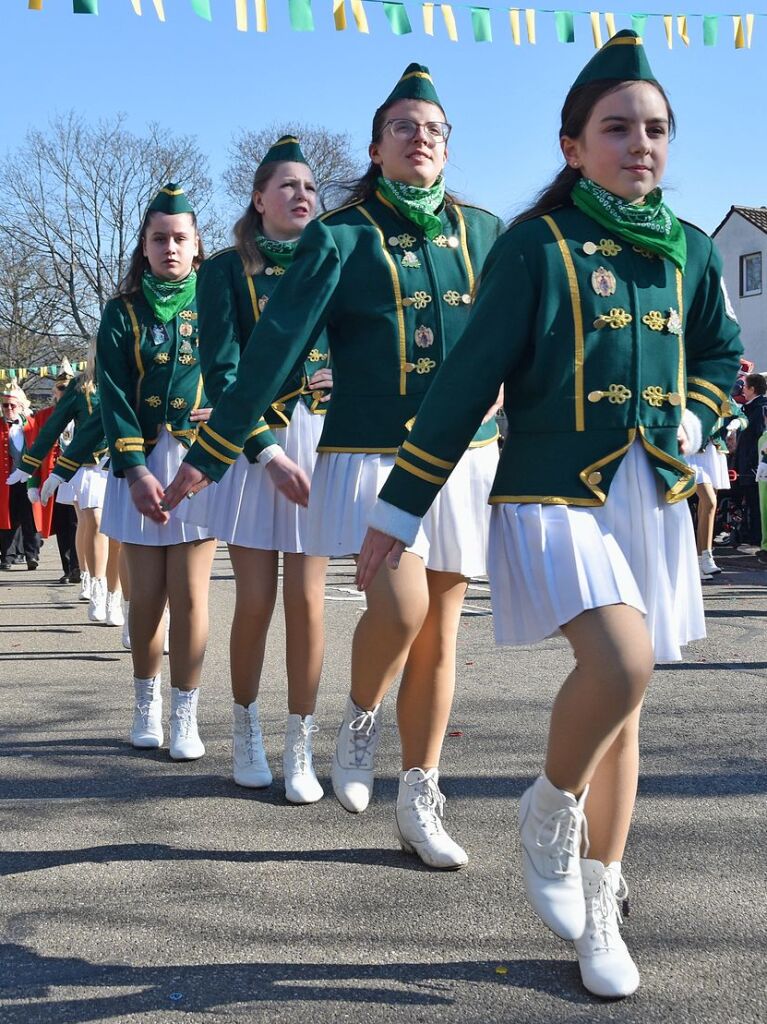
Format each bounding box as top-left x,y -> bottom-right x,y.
383,119 -> 452,145
1,402 -> 19,409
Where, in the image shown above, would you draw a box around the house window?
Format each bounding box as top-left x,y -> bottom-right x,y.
740,252 -> 762,297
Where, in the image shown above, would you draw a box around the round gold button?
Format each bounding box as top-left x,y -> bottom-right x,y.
272,402 -> 286,411
388,236 -> 400,247
587,470 -> 603,486
265,267 -> 274,276
461,294 -> 472,305
401,297 -> 415,307
447,236 -> 459,249
668,392 -> 682,406
587,391 -> 602,403
583,241 -> 598,256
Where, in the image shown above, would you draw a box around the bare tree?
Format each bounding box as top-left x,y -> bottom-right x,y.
224,122 -> 362,215
0,111 -> 222,365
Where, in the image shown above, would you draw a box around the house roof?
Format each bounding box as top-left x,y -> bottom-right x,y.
712,205 -> 767,238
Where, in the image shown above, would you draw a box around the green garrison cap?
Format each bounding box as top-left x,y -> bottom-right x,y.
259,136 -> 309,168
383,63 -> 444,110
147,182 -> 195,216
571,29 -> 657,91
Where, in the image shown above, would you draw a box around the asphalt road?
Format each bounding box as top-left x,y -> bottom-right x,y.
1,541 -> 765,1024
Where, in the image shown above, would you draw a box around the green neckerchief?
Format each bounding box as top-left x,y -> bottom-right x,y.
256,234 -> 299,270
571,179 -> 687,273
377,175 -> 446,240
141,271 -> 197,324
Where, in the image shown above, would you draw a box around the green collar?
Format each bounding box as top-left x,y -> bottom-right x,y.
141,271 -> 197,324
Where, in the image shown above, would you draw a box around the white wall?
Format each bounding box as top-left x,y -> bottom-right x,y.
713,214 -> 767,371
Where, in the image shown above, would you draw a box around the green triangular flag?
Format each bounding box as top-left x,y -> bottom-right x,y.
703,14 -> 718,46
288,0 -> 314,31
630,14 -> 648,36
383,2 -> 412,34
471,7 -> 492,42
555,10 -> 575,43
73,0 -> 98,12
190,0 -> 212,19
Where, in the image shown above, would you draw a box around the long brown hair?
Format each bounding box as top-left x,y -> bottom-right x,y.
233,161 -> 285,277
117,209 -> 205,298
511,79 -> 676,227
339,101 -> 459,207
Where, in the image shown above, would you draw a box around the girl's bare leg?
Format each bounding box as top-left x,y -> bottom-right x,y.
227,545 -> 279,706
165,539 -> 216,690
282,552 -> 327,716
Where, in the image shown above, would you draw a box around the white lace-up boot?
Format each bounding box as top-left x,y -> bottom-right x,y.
699,549 -> 721,576
169,687 -> 205,760
519,774 -> 589,940
79,570 -> 91,602
574,859 -> 640,998
88,577 -> 107,622
283,714 -> 323,804
396,767 -> 468,870
105,591 -> 124,627
232,701 -> 272,787
131,675 -> 163,748
331,696 -> 382,813
121,599 -> 131,650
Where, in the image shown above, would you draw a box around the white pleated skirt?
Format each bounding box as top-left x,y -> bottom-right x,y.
306,440 -> 499,577
488,441 -> 704,663
70,466 -> 108,510
177,402 -> 325,552
56,480 -> 77,506
686,442 -> 730,490
101,430 -> 211,547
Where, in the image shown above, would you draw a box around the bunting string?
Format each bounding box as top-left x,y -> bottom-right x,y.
27,2 -> 767,49
0,362 -> 87,383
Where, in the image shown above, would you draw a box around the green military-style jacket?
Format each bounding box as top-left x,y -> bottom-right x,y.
97,292 -> 206,476
21,375 -> 104,481
378,206 -> 743,516
198,247 -> 331,462
52,406 -> 107,482
184,192 -> 504,482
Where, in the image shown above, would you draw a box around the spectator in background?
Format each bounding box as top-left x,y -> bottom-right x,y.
1,384 -> 42,569
733,373 -> 767,551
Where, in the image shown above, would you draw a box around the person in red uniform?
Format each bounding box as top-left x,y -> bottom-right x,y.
1,384 -> 42,569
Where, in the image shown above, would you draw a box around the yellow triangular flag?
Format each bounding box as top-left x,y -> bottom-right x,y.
590,11 -> 602,48
509,7 -> 520,45
746,12 -> 755,47
350,0 -> 368,32
733,14 -> 745,48
152,0 -> 165,20
663,14 -> 673,48
441,4 -> 458,41
525,7 -> 535,43
255,0 -> 268,31
28,1 -> 44,10
604,12 -> 616,37
235,0 -> 248,30
423,2 -> 434,35
677,15 -> 689,45
333,0 -> 346,30
130,0 -> 141,12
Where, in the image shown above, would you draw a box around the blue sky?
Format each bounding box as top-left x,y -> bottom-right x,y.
3,1 -> 765,231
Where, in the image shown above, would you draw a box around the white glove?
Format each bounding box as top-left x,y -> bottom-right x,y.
6,468 -> 30,485
756,461 -> 767,483
27,487 -> 41,504
41,473 -> 64,504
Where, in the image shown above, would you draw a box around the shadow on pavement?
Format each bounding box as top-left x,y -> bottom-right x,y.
0,943 -> 590,1021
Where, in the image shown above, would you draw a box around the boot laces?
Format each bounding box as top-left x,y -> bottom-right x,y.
174,700 -> 196,739
535,806 -> 589,875
587,873 -> 627,951
406,772 -> 446,837
290,721 -> 318,775
347,708 -> 379,767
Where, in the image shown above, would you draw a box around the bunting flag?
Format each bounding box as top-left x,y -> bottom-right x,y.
22,4 -> 762,51
0,362 -> 87,383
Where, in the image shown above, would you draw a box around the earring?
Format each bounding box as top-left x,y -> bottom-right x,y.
571,161 -> 580,168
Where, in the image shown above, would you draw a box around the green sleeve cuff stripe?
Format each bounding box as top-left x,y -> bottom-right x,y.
57,457 -> 80,471
687,391 -> 722,417
401,440 -> 455,470
195,435 -> 237,465
21,454 -> 42,468
200,421 -> 243,455
394,455 -> 449,486
687,377 -> 730,404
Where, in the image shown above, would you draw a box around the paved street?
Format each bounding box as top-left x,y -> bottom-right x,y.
1,541 -> 765,1024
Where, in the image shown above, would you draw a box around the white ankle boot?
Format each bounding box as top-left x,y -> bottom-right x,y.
169,687 -> 205,760
396,767 -> 468,870
232,701 -> 272,787
283,714 -> 323,804
331,696 -> 382,813
121,599 -> 131,650
574,859 -> 639,998
519,774 -> 588,940
105,591 -> 124,627
88,577 -> 107,622
699,549 -> 721,576
131,675 -> 163,748
79,570 -> 91,602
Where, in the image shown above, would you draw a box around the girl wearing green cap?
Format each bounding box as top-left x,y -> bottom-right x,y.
97,184 -> 216,764
355,33 -> 742,999
164,65 -> 504,868
178,137 -> 332,805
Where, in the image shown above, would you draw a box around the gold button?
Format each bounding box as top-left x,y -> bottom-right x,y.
583,241 -> 598,256
273,402 -> 286,411
587,470 -> 603,486
388,236 -> 400,246
265,267 -> 275,276
401,297 -> 415,307
447,236 -> 460,249
404,362 -> 415,372
587,391 -> 602,403
668,392 -> 682,406
461,294 -> 472,305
